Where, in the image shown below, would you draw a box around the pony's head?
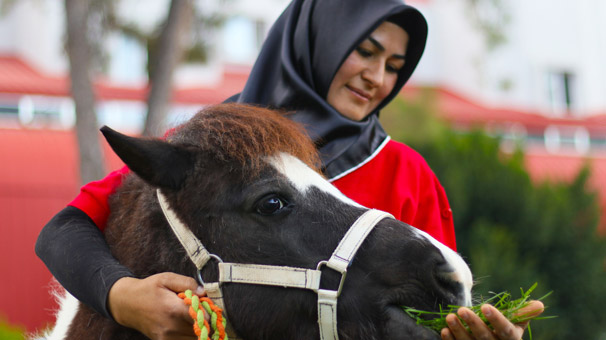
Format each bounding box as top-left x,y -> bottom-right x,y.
102,103 -> 472,340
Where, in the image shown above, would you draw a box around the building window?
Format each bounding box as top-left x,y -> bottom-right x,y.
223,16 -> 261,64
255,19 -> 266,50
547,71 -> 575,115
106,34 -> 148,85
544,125 -> 591,154
17,95 -> 75,129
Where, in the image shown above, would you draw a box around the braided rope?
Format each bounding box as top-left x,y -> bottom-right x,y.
178,290 -> 228,340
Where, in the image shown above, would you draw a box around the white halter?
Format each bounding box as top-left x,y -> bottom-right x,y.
157,189 -> 394,340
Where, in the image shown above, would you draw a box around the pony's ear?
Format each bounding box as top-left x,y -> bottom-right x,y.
100,126 -> 194,190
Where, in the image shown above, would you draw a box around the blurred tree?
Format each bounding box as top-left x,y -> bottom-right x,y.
140,0 -> 194,136
464,0 -> 511,51
381,97 -> 606,340
64,0 -> 106,184
104,0 -> 225,136
0,0 -> 17,16
379,88 -> 446,146
63,0 -> 224,182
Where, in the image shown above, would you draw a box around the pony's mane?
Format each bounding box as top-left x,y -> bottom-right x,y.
168,103 -> 321,177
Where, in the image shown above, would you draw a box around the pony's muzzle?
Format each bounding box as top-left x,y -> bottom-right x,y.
433,261 -> 471,307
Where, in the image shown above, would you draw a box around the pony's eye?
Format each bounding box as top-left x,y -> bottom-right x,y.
256,196 -> 287,215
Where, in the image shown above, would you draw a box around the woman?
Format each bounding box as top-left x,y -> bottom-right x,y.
36,0 -> 542,339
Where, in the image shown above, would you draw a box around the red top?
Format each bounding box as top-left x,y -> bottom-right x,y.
69,138 -> 456,251
331,139 -> 456,250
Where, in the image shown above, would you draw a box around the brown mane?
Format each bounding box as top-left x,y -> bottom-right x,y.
168,103 -> 321,177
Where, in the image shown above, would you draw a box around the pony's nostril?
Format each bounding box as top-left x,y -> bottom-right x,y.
427,247 -> 473,307
433,262 -> 465,304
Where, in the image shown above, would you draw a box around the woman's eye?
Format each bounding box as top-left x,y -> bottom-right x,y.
355,47 -> 373,58
256,196 -> 287,215
386,64 -> 400,74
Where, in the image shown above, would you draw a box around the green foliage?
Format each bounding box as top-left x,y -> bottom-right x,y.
381,90 -> 446,146
464,0 -> 511,51
381,99 -> 606,340
0,0 -> 18,17
0,317 -> 25,340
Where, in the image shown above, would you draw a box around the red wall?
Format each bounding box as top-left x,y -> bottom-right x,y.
0,128 -> 121,333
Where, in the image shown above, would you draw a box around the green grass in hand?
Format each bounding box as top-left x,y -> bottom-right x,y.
402,283 -> 554,338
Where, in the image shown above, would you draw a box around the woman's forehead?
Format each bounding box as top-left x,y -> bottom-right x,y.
363,21 -> 409,56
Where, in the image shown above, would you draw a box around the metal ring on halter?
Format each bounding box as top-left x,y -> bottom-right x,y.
196,253 -> 224,286
316,260 -> 347,297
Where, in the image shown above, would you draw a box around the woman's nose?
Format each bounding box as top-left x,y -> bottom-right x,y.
361,62 -> 385,88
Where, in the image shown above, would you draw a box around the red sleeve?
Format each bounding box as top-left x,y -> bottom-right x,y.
331,140 -> 457,251
66,129 -> 176,231
68,166 -> 130,232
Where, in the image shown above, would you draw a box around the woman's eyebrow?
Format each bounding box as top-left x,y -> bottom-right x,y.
368,36 -> 406,59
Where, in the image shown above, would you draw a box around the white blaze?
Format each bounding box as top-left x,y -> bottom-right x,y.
269,153 -> 362,208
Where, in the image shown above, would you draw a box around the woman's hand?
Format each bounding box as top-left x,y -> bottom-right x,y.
441,300 -> 544,340
108,272 -> 207,340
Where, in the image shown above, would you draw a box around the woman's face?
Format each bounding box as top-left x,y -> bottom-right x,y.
326,21 -> 409,121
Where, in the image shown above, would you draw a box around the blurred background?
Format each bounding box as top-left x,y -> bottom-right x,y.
0,0 -> 605,339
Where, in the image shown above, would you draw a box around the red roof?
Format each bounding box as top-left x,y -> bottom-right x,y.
411,86 -> 606,135
0,55 -> 248,104
0,56 -> 68,96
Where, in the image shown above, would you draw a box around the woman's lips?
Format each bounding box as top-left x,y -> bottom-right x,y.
346,85 -> 371,101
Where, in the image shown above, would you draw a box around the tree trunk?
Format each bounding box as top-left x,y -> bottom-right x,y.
65,0 -> 106,184
142,0 -> 194,137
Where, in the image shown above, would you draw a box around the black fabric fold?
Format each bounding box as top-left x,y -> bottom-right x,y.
35,206 -> 134,319
235,0 -> 428,179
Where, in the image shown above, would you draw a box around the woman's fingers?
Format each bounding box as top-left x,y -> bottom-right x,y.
441,327 -> 454,340
442,307 -> 503,340
108,273 -> 208,339
480,305 -> 522,340
441,301 -> 545,340
155,273 -> 209,322
458,307 -> 499,340
443,312 -> 474,340
156,272 -> 205,296
514,300 -> 545,328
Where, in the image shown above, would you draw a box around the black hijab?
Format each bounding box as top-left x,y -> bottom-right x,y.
232,0 -> 428,179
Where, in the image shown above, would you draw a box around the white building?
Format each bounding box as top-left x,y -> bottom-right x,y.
0,0 -> 605,127
413,0 -> 606,118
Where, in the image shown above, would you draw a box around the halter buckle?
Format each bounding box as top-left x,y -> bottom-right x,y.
316,260 -> 347,297
196,253 -> 224,286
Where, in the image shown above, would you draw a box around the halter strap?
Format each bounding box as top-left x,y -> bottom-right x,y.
326,209 -> 393,273
157,190 -> 211,270
219,263 -> 322,290
157,189 -> 394,340
316,209 -> 394,340
158,189 -> 243,339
